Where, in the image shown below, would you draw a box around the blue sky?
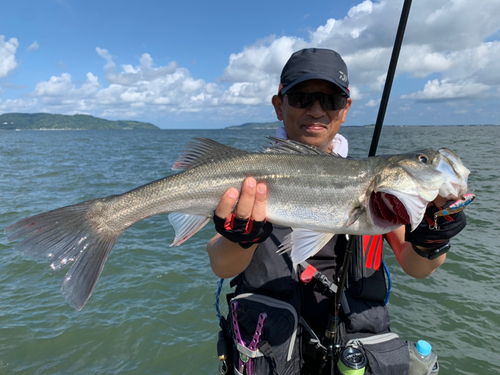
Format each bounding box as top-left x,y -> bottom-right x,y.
1,0 -> 499,129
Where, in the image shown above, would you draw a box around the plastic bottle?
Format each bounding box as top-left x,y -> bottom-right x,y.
409,340 -> 439,375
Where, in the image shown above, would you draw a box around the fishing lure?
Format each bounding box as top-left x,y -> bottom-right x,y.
432,193 -> 475,230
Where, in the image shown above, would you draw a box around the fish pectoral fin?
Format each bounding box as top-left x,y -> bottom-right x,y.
347,205 -> 364,226
278,229 -> 335,264
168,213 -> 211,246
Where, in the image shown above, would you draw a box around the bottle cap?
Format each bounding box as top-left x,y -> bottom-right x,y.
416,340 -> 432,356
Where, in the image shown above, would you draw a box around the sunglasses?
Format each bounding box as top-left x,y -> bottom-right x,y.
284,92 -> 348,111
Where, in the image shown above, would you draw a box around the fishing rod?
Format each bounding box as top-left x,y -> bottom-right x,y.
369,0 -> 413,158
324,0 -> 414,366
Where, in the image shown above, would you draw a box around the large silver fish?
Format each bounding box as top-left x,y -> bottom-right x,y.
5,138 -> 470,310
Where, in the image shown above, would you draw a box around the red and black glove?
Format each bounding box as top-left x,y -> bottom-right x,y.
405,202 -> 467,250
213,212 -> 273,249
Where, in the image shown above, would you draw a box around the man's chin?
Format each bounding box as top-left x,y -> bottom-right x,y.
297,134 -> 331,150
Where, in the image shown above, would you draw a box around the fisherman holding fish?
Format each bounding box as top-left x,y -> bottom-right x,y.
5,47 -> 473,375
207,49 -> 468,375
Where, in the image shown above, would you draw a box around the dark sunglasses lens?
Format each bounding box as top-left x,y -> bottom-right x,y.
286,92 -> 346,110
286,93 -> 307,108
320,94 -> 347,110
319,94 -> 334,110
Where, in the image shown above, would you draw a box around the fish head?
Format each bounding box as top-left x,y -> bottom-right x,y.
368,148 -> 470,231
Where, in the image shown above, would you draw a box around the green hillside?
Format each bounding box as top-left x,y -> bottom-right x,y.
0,113 -> 159,130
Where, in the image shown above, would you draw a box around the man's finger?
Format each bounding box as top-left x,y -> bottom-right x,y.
233,177 -> 256,220
252,183 -> 268,222
215,188 -> 239,219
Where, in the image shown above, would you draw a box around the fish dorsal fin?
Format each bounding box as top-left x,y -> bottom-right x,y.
278,228 -> 335,264
172,138 -> 248,171
260,137 -> 340,157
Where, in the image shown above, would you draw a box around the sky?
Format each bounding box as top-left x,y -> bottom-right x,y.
1,0 -> 499,129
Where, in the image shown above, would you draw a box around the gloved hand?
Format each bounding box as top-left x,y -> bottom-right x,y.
213,212 -> 273,249
405,202 -> 467,250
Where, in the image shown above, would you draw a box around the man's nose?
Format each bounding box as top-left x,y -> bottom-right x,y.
307,99 -> 326,117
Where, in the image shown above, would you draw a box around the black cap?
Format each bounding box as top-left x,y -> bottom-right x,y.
279,48 -> 350,96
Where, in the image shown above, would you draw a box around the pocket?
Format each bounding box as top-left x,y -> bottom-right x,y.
343,292 -> 391,334
346,333 -> 410,375
230,293 -> 301,375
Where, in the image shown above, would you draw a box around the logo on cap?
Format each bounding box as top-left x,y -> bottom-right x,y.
339,71 -> 348,83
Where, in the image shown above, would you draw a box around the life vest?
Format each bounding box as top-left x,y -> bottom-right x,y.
234,226 -> 388,307
222,226 -> 399,375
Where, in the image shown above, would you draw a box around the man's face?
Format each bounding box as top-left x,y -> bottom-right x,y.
272,79 -> 352,152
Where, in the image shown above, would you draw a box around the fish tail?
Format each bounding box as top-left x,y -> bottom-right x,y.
5,199 -> 122,310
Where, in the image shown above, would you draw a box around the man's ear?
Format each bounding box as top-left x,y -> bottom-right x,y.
340,98 -> 352,123
272,95 -> 283,121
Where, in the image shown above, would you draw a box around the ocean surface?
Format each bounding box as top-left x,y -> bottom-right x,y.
0,126 -> 498,374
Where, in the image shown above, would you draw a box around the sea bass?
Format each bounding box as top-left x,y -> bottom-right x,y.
5,138 -> 470,310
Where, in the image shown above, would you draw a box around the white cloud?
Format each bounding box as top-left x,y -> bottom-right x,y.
399,46 -> 453,78
96,47 -> 179,86
95,47 -> 115,71
27,41 -> 39,52
365,99 -> 378,107
0,97 -> 38,112
218,36 -> 322,107
31,72 -> 100,113
401,79 -> 490,100
0,36 -> 19,79
28,50 -> 218,115
34,73 -> 74,96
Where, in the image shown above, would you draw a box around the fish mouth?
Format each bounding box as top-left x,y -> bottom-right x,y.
437,148 -> 470,198
370,191 -> 410,227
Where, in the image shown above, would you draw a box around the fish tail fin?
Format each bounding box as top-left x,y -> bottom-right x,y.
5,199 -> 122,310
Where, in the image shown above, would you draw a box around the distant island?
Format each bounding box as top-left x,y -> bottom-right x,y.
226,121 -> 283,130
0,113 -> 159,130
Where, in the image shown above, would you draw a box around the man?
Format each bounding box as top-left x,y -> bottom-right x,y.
208,48 -> 465,374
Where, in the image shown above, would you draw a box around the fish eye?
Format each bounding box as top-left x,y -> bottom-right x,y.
417,154 -> 429,163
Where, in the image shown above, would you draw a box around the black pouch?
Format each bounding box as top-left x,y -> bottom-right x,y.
338,292 -> 409,374
229,293 -> 301,375
344,333 -> 410,375
342,291 -> 391,334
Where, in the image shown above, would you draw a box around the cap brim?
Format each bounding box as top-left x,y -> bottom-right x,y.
280,74 -> 350,97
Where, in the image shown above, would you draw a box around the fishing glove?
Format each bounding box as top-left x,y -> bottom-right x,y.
213,212 -> 273,249
405,202 -> 467,250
